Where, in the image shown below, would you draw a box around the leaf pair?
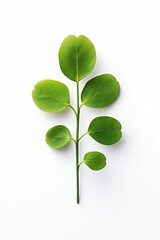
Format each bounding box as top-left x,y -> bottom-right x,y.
45,116 -> 122,148
32,73 -> 120,112
45,124 -> 107,171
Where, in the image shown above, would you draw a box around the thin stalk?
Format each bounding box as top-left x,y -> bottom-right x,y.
76,80 -> 80,204
71,137 -> 76,144
69,104 -> 77,116
79,161 -> 83,168
78,132 -> 88,142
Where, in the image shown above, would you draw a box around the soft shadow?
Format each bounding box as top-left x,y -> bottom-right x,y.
44,108 -> 73,120
47,140 -> 75,169
108,137 -> 125,151
48,140 -> 73,154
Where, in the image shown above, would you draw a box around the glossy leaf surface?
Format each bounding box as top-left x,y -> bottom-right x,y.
81,74 -> 120,108
46,125 -> 71,149
59,35 -> 96,81
88,116 -> 122,145
83,151 -> 106,170
32,80 -> 70,112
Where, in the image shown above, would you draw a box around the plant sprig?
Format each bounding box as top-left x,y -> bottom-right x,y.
32,35 -> 122,204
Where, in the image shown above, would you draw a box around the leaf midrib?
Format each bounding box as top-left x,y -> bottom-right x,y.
76,38 -> 78,81
89,129 -> 121,134
39,95 -> 69,106
84,159 -> 105,163
48,136 -> 71,140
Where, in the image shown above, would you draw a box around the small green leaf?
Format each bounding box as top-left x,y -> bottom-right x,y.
83,151 -> 106,170
58,35 -> 96,81
88,116 -> 122,145
32,80 -> 70,112
81,74 -> 120,108
46,125 -> 71,149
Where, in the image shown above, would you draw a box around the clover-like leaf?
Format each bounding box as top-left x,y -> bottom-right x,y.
83,151 -> 106,170
46,125 -> 71,149
81,74 -> 120,108
88,116 -> 122,145
58,35 -> 96,81
32,80 -> 70,112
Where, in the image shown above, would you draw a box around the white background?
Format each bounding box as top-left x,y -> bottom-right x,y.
0,0 -> 160,239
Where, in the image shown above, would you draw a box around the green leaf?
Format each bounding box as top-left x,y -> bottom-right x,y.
32,80 -> 70,112
46,125 -> 71,149
58,35 -> 96,81
88,116 -> 122,145
81,74 -> 120,108
83,151 -> 106,170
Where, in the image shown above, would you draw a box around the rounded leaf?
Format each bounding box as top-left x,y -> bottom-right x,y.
59,35 -> 96,81
46,125 -> 71,149
32,80 -> 70,112
88,116 -> 122,145
81,74 -> 120,108
83,151 -> 106,171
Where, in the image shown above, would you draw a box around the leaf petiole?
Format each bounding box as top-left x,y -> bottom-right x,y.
69,104 -> 77,116
71,138 -> 76,144
78,132 -> 88,142
79,103 -> 83,109
79,161 -> 84,168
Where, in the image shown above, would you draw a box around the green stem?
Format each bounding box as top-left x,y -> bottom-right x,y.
76,80 -> 80,204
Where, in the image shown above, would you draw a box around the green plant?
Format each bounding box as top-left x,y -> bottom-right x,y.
32,35 -> 122,204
